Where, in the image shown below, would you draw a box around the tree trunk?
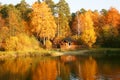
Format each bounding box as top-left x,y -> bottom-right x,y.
43,37 -> 46,46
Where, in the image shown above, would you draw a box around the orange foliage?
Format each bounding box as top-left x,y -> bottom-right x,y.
0,14 -> 5,27
105,7 -> 120,27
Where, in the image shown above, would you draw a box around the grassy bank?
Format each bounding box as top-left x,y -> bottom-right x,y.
55,48 -> 120,56
0,49 -> 56,59
0,48 -> 120,59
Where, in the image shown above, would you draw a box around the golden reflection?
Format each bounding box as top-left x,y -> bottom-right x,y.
0,58 -> 32,80
32,59 -> 57,80
59,55 -> 77,80
80,56 -> 97,80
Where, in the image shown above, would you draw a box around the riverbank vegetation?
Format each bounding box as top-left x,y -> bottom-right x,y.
0,0 -> 120,53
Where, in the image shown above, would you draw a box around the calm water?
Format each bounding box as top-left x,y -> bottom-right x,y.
0,53 -> 120,80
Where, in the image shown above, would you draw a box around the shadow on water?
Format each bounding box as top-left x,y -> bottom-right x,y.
0,51 -> 120,80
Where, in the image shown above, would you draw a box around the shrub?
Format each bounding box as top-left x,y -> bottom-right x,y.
3,33 -> 40,51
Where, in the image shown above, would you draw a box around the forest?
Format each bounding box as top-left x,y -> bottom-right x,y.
0,0 -> 120,51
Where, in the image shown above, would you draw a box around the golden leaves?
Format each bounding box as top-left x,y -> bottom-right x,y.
31,2 -> 56,39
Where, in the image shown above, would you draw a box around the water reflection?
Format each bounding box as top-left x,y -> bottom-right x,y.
0,58 -> 32,80
58,56 -> 97,80
0,55 -> 120,80
32,59 -> 57,80
78,56 -> 97,80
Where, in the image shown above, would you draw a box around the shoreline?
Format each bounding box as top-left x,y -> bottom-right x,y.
0,48 -> 120,59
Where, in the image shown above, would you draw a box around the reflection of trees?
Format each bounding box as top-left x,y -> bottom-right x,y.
0,56 -> 98,80
58,55 -> 77,80
0,58 -> 32,80
58,61 -> 70,80
32,59 -> 57,80
79,57 -> 97,80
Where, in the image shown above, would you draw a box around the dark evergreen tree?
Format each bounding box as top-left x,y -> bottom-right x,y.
15,0 -> 32,21
45,0 -> 55,15
0,5 -> 9,18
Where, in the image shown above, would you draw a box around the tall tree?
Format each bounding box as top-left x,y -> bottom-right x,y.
80,8 -> 86,13
45,0 -> 55,15
71,11 -> 81,35
31,2 -> 57,45
100,9 -> 107,15
7,5 -> 25,36
16,0 -> 31,21
80,11 -> 97,47
56,0 -> 71,38
0,5 -> 9,18
0,13 -> 5,27
105,7 -> 120,27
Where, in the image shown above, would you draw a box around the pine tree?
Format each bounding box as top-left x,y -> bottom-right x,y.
16,0 -> 31,21
45,0 -> 55,15
7,5 -> 24,36
56,0 -> 71,38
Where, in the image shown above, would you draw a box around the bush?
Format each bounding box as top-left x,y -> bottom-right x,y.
3,33 -> 40,51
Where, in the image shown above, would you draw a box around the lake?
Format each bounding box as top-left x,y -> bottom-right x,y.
0,52 -> 120,80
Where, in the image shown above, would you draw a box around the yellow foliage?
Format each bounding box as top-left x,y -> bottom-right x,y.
3,33 -> 40,51
31,2 -> 57,39
4,36 -> 18,51
102,24 -> 119,38
80,11 -> 97,47
81,29 -> 96,47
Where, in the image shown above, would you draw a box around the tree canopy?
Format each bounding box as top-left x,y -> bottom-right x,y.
0,0 -> 120,51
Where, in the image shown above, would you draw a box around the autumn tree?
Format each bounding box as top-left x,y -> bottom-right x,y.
80,11 -> 97,47
0,26 -> 9,50
71,11 -> 81,35
7,4 -> 25,36
31,1 -> 57,45
105,7 -> 120,27
91,10 -> 100,28
0,13 -> 5,27
98,8 -> 120,47
56,0 -> 71,38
